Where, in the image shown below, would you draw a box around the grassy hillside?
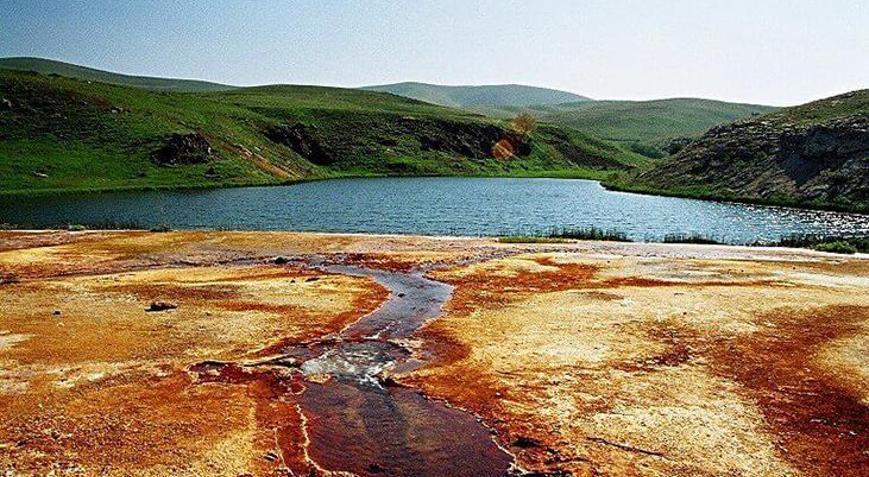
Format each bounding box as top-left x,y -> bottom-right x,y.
0,69 -> 645,195
363,81 -> 776,158
609,90 -> 868,212
361,82 -> 590,108
0,57 -> 234,92
537,98 -> 777,145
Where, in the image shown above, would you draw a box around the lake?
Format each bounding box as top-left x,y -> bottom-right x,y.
3,177 -> 867,244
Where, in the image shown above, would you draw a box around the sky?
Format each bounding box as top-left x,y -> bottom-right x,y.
1,0 -> 866,106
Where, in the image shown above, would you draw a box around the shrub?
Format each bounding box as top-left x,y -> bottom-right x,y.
763,233 -> 868,254
498,236 -> 569,244
813,241 -> 858,254
548,226 -> 631,242
510,112 -> 538,136
662,233 -> 721,245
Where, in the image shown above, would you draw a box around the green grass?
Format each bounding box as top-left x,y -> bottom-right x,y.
497,226 -> 633,243
762,234 -> 869,254
814,241 -> 858,254
363,82 -> 775,158
497,236 -> 570,244
662,233 -> 721,245
0,65 -> 644,196
548,226 -> 631,242
536,98 -> 775,145
0,57 -> 233,92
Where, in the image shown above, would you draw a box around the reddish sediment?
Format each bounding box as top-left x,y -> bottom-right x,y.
2,232 -> 867,476
706,305 -> 869,476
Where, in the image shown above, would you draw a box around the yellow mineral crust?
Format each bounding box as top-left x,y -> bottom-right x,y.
0,231 -> 866,476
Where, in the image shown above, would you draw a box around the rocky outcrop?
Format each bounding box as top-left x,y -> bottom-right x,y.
265,123 -> 334,165
264,117 -> 532,165
152,133 -> 212,166
634,90 -> 868,211
406,117 -> 531,159
663,136 -> 694,155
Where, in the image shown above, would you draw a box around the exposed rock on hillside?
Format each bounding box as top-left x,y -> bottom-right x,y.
265,124 -> 334,165
632,90 -> 868,211
152,133 -> 212,166
265,117 -> 532,165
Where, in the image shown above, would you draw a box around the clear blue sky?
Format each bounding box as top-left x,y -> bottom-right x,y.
2,0 -> 866,105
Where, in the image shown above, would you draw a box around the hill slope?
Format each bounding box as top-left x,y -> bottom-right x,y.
361,82 -> 590,108
0,57 -> 234,92
0,69 -> 644,195
363,82 -> 776,157
615,90 -> 868,212
537,98 -> 777,146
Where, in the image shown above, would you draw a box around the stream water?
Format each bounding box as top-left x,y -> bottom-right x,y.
193,257 -> 514,476
292,261 -> 511,476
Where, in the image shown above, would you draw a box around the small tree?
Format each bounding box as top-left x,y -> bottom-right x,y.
511,112 -> 537,136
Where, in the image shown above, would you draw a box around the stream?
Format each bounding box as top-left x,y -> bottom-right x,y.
193,256 -> 514,476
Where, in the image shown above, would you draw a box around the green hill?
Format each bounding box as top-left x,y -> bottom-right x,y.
362,83 -> 776,158
610,90 -> 869,212
0,67 -> 645,195
361,82 -> 590,108
537,98 -> 777,146
0,57 -> 234,92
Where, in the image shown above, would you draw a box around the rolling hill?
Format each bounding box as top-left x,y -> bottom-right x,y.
537,98 -> 778,145
0,57 -> 234,92
0,65 -> 646,195
610,90 -> 869,212
361,82 -> 590,109
362,82 -> 776,157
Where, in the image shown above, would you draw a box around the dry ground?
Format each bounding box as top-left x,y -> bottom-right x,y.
0,230 -> 866,476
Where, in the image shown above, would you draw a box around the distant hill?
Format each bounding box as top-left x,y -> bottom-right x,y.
536,98 -> 778,146
0,67 -> 645,195
361,82 -> 591,109
0,57 -> 234,92
362,83 -> 776,157
612,90 -> 868,212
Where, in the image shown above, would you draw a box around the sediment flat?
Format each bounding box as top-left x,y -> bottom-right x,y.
1,230 -> 866,476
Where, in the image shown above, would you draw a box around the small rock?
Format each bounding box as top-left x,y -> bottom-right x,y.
397,292 -> 406,298
366,463 -> 384,473
273,256 -> 289,265
146,301 -> 178,312
1,98 -> 12,109
52,310 -> 61,316
511,436 -> 542,448
33,171 -> 49,178
203,165 -> 220,179
263,451 -> 279,462
305,277 -> 320,282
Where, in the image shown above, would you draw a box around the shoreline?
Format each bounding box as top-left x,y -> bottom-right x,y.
2,228 -> 866,261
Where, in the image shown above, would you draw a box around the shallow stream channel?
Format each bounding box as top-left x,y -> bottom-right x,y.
191,254 -> 516,476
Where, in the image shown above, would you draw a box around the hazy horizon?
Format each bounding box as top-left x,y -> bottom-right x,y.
2,0 -> 867,106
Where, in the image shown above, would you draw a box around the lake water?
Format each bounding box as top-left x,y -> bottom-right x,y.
3,177 -> 867,244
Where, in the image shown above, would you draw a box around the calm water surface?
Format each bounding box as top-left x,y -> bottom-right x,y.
3,177 -> 867,244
